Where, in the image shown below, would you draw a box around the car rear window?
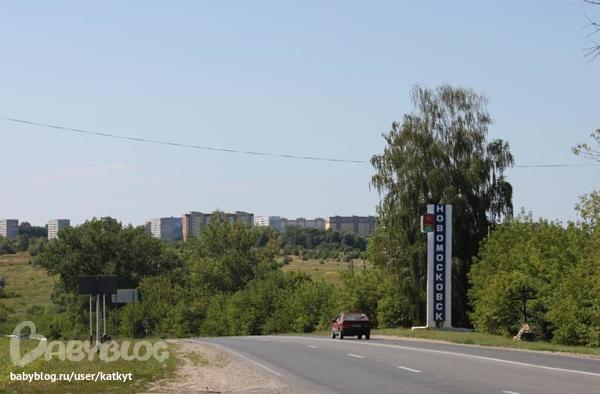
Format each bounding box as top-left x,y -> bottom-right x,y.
344,313 -> 368,321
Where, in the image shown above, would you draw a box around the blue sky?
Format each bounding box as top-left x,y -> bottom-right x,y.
1,1 -> 598,226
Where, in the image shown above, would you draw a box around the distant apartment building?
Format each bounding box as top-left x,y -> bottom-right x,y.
227,211 -> 254,226
182,211 -> 211,241
0,219 -> 19,240
144,221 -> 152,235
285,217 -> 326,230
254,216 -> 286,231
47,219 -> 70,240
149,217 -> 182,241
326,216 -> 376,237
182,211 -> 254,241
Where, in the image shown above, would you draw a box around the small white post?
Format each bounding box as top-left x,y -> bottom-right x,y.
96,293 -> 100,351
89,294 -> 92,345
103,294 -> 106,335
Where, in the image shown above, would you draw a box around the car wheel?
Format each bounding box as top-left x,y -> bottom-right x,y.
365,333 -> 370,340
339,330 -> 344,340
357,335 -> 362,340
331,330 -> 336,339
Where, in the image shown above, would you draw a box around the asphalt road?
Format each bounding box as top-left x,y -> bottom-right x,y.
192,335 -> 600,394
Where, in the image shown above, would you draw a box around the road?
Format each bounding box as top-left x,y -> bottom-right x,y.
191,335 -> 600,394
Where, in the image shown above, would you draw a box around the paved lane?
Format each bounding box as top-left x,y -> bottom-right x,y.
193,336 -> 600,394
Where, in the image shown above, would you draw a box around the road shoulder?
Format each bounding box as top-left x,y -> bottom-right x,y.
147,339 -> 289,393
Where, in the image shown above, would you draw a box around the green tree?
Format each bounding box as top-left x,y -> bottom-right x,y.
576,190 -> 600,231
334,269 -> 382,327
469,216 -> 588,340
183,212 -> 280,294
370,85 -> 514,327
16,234 -> 29,252
34,217 -> 183,316
18,222 -> 47,238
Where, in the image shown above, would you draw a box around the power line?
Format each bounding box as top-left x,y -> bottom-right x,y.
0,116 -> 368,164
1,116 -> 598,168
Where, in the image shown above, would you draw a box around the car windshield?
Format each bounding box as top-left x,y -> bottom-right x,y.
344,313 -> 368,321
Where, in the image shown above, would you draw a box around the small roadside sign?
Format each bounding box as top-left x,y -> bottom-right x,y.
111,289 -> 139,304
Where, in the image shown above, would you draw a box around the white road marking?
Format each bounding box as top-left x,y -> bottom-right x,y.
306,345 -> 319,349
502,391 -> 521,394
189,340 -> 284,377
271,336 -> 600,378
396,365 -> 422,373
347,353 -> 364,359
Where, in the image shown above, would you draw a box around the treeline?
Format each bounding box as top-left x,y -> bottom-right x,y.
5,206 -> 600,347
12,215 -> 371,339
277,226 -> 367,261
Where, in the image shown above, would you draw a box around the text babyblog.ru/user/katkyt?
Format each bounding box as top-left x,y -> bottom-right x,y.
10,371 -> 133,383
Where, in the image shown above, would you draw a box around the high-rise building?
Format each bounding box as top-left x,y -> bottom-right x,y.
326,216 -> 376,237
182,211 -> 211,241
47,219 -> 70,240
149,217 -> 182,241
285,217 -> 326,230
228,211 -> 254,226
182,211 -> 254,241
0,219 -> 19,240
254,216 -> 286,231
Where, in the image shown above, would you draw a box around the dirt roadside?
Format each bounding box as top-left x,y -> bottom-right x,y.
148,339 -> 290,393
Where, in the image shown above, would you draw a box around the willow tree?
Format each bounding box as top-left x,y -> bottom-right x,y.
369,85 -> 514,327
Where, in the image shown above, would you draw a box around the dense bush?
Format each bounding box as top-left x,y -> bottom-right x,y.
0,236 -> 16,255
376,274 -> 420,328
199,271 -> 335,336
27,237 -> 47,257
469,216 -> 590,342
546,228 -> 600,346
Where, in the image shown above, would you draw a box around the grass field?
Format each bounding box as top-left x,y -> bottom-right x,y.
281,255 -> 363,284
0,337 -> 179,393
371,327 -> 600,357
0,253 -> 57,324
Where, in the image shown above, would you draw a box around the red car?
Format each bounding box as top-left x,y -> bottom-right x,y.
331,311 -> 371,339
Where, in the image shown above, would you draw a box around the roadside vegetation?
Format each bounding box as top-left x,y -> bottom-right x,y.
372,328 -> 600,357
